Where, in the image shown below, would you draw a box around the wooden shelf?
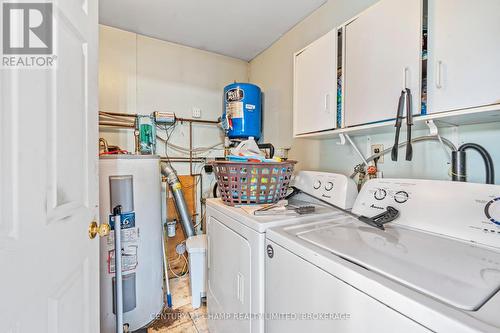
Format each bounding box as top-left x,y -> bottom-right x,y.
296,104 -> 500,140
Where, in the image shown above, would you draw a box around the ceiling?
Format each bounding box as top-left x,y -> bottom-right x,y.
99,0 -> 327,61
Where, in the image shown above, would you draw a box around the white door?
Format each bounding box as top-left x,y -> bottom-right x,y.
0,1 -> 99,332
344,0 -> 422,127
427,0 -> 500,114
293,30 -> 337,136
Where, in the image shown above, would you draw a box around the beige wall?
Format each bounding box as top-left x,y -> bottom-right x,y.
98,25 -> 250,223
99,24 -> 249,161
249,0 -> 378,171
99,4 -> 500,185
99,26 -> 137,150
249,0 -> 500,184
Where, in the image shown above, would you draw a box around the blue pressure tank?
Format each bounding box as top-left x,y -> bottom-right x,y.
222,83 -> 262,140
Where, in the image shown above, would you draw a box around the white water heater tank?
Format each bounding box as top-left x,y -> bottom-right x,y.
99,155 -> 163,332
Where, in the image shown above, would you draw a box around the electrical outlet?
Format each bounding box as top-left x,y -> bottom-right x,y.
371,144 -> 384,163
192,107 -> 201,118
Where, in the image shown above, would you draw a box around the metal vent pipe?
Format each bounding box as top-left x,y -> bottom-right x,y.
160,163 -> 195,238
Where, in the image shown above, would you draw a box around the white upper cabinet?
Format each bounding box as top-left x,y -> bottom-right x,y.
426,0 -> 500,114
344,0 -> 422,127
293,30 -> 337,136
293,0 -> 500,138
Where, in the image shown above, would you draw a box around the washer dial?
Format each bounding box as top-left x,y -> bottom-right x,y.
325,181 -> 334,191
485,197 -> 500,226
313,180 -> 322,190
374,189 -> 387,200
394,191 -> 409,204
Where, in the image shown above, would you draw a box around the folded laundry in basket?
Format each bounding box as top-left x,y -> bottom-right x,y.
227,155 -> 277,163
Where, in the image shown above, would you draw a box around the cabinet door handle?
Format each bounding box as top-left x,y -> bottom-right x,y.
436,60 -> 443,89
236,273 -> 244,304
325,93 -> 331,113
207,235 -> 210,269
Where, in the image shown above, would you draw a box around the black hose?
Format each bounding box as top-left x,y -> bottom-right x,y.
213,182 -> 219,198
457,143 -> 495,184
257,143 -> 275,158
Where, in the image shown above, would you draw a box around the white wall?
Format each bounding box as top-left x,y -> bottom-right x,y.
99,25 -> 249,224
249,0 -> 500,184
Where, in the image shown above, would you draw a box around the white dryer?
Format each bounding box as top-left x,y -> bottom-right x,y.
206,171 -> 358,333
266,179 -> 500,333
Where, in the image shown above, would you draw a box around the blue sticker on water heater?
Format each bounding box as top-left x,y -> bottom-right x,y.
109,212 -> 135,230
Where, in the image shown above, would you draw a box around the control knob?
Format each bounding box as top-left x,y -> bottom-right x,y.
313,180 -> 322,190
394,191 -> 409,204
325,182 -> 334,191
485,197 -> 500,226
374,189 -> 387,200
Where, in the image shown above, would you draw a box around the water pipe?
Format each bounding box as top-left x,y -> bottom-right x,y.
113,205 -> 124,333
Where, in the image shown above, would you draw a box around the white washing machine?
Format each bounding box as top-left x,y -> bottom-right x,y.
206,171 -> 358,333
266,179 -> 500,333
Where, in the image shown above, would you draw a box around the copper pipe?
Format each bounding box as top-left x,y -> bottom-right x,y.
160,157 -> 206,163
99,113 -> 132,120
100,111 -> 219,124
100,117 -> 134,125
134,117 -> 140,154
99,111 -> 137,118
176,117 -> 219,125
190,121 -> 193,175
99,117 -> 135,125
99,121 -> 136,128
160,160 -> 206,163
185,120 -> 207,230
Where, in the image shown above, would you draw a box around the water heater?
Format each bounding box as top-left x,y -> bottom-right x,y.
223,82 -> 262,140
99,155 -> 163,332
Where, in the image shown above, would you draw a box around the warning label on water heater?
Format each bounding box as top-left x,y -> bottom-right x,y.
106,212 -> 140,274
226,102 -> 243,119
106,228 -> 139,245
108,245 -> 138,274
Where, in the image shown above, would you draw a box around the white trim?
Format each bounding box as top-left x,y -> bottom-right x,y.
296,103 -> 500,140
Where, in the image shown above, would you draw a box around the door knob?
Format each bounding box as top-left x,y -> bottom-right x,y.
88,220 -> 111,239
